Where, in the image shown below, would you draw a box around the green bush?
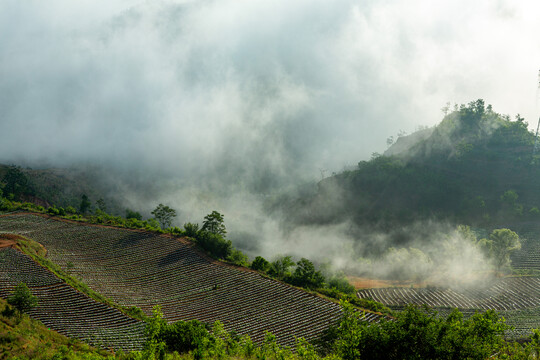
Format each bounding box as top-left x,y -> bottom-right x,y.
289,258 -> 325,289
160,320 -> 210,353
226,249 -> 249,266
331,302 -> 508,360
196,231 -> 232,259
183,222 -> 200,238
250,256 -> 270,272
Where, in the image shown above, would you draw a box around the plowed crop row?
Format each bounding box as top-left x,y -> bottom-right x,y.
357,278 -> 540,311
511,236 -> 540,270
0,213 -> 382,348
0,247 -> 145,351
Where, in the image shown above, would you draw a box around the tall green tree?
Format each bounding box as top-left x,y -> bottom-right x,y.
7,283 -> 38,319
201,211 -> 227,237
151,204 -> 177,229
291,258 -> 325,289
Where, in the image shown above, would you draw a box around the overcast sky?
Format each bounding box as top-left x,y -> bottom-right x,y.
1,0 -> 540,189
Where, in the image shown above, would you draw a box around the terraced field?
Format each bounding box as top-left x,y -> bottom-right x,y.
357,278 -> 540,338
511,235 -> 540,270
0,246 -> 145,351
0,213 -> 382,348
357,278 -> 540,310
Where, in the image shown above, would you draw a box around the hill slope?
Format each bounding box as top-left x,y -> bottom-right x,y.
281,100 -> 540,241
0,244 -> 145,351
0,213 -> 383,348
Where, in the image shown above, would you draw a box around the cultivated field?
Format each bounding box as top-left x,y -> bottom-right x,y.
0,213 -> 382,348
0,246 -> 145,351
357,276 -> 540,338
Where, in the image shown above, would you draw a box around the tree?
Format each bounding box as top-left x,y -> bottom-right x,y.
483,228 -> 521,272
7,283 -> 38,318
290,258 -> 325,289
250,256 -> 270,272
151,204 -> 177,229
79,194 -> 91,214
201,211 -> 227,237
269,256 -> 295,279
196,231 -> 232,259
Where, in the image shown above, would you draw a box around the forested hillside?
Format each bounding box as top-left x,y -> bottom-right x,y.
281,100 -> 540,233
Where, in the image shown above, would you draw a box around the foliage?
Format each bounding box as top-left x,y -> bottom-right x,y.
226,248 -> 249,266
7,282 -> 38,318
278,100 -> 540,249
250,255 -> 271,272
151,204 -> 177,229
183,222 -> 200,238
195,231 -> 232,259
96,198 -> 107,212
327,302 -> 510,360
326,275 -> 356,295
290,258 -> 325,289
201,210 -> 227,237
160,319 -> 210,354
126,209 -> 142,220
269,255 -> 295,279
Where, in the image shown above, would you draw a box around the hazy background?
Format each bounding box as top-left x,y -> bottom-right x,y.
1,0 -> 540,270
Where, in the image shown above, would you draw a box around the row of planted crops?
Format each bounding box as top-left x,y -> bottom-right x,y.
0,213 -> 383,350
0,246 -> 145,351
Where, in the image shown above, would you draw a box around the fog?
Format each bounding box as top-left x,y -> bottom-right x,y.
1,0 -> 539,280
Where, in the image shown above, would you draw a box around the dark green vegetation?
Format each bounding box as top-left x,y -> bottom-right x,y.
280,100 -> 540,238
326,301 -> 540,360
6,283 -> 37,320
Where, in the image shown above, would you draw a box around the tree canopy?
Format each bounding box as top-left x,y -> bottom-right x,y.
201,211 -> 227,237
7,283 -> 38,317
151,204 -> 177,229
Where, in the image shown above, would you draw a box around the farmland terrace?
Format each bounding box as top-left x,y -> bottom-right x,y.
0,213 -> 382,348
357,278 -> 540,338
0,246 -> 145,351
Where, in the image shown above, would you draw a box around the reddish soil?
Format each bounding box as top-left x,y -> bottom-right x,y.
0,233 -> 24,249
348,276 -> 426,289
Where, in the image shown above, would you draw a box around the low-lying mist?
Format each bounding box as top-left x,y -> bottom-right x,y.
2,0 -> 538,288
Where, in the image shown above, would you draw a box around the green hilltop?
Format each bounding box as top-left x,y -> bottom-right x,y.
282,99 -> 540,231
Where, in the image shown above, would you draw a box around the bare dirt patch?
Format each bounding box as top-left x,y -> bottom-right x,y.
348,276 -> 426,289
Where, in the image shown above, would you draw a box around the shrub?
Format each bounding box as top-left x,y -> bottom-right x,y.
47,207 -> 60,216
196,231 -> 232,259
226,249 -> 249,267
250,256 -> 270,272
161,320 -> 210,353
327,275 -> 356,295
183,222 -> 200,238
289,258 -> 325,289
